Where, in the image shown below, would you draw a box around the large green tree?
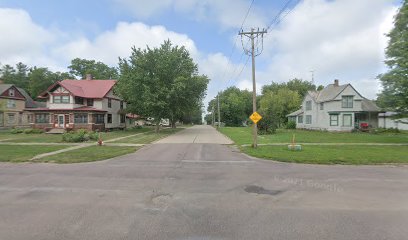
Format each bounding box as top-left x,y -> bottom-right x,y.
207,87 -> 252,127
262,78 -> 316,98
0,63 -> 29,89
378,1 -> 408,113
116,40 -> 209,132
258,88 -> 301,133
68,58 -> 118,79
28,67 -> 73,98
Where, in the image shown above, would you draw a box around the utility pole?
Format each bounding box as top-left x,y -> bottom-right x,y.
239,28 -> 267,148
217,92 -> 221,128
212,102 -> 215,127
310,70 -> 314,85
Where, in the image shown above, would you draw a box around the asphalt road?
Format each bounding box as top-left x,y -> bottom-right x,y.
0,125 -> 407,240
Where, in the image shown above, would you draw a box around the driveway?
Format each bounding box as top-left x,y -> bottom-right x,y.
0,125 -> 407,240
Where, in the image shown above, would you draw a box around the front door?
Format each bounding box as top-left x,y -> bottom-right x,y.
58,115 -> 65,128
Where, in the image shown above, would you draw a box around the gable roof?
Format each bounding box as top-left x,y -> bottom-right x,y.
0,84 -> 40,108
39,79 -> 117,98
361,99 -> 381,112
307,83 -> 364,103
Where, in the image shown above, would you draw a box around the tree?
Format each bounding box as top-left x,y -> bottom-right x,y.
116,40 -> 209,132
378,1 -> 408,114
207,87 -> 252,127
0,63 -> 29,89
262,78 -> 315,98
258,88 -> 301,133
68,58 -> 118,79
27,67 -> 73,99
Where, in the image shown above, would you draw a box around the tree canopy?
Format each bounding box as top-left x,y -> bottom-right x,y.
68,58 -> 118,79
262,78 -> 316,98
207,87 -> 252,126
115,40 -> 209,131
378,1 -> 408,114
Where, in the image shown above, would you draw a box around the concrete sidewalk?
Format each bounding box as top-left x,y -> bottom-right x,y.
154,125 -> 234,144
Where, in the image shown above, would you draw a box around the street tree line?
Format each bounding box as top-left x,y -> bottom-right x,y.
206,79 -> 317,133
0,41 -> 209,131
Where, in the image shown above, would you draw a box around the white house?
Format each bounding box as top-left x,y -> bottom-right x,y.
287,79 -> 381,131
378,112 -> 408,130
30,75 -> 127,131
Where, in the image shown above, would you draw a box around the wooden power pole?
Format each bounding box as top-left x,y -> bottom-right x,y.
217,93 -> 221,128
239,28 -> 267,148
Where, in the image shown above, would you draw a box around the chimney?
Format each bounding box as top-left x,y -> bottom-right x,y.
85,74 -> 92,80
334,79 -> 339,87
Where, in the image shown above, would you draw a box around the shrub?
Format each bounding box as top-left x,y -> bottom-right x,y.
23,128 -> 44,134
286,121 -> 296,129
369,127 -> 400,134
62,129 -> 99,142
10,128 -> 24,134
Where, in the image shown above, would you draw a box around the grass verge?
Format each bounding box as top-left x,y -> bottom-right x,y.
242,145 -> 408,165
0,145 -> 68,162
220,127 -> 408,145
39,146 -> 139,163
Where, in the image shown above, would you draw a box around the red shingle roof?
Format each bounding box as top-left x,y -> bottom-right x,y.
60,79 -> 116,98
39,79 -> 117,98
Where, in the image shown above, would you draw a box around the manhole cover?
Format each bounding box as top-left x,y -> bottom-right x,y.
244,185 -> 283,196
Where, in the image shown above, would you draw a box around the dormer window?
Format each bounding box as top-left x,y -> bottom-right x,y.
342,96 -> 353,108
53,95 -> 70,103
87,99 -> 94,106
9,89 -> 15,97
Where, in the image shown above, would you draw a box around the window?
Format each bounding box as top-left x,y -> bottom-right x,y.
108,99 -> 112,108
342,114 -> 352,127
120,114 -> 126,123
305,115 -> 312,124
120,101 -> 123,110
298,115 -> 303,124
305,101 -> 312,110
320,103 -> 324,110
107,114 -> 112,123
35,114 -> 49,123
75,97 -> 84,105
87,99 -> 94,106
9,88 -> 15,97
53,95 -> 70,103
342,96 -> 353,108
74,113 -> 88,124
95,114 -> 105,124
7,114 -> 15,124
330,114 -> 338,126
7,99 -> 16,108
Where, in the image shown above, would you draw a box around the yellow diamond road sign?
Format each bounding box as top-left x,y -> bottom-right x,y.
250,111 -> 262,124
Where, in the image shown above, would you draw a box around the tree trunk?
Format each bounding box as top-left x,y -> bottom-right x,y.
172,121 -> 176,128
155,123 -> 160,133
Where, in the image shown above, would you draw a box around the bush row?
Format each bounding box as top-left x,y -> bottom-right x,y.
10,128 -> 44,134
62,129 -> 99,142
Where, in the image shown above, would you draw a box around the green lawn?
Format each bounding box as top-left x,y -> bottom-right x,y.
39,146 -> 139,163
0,127 -> 154,143
112,128 -> 183,144
0,145 -> 68,162
220,127 -> 408,145
220,127 -> 408,165
243,145 -> 408,165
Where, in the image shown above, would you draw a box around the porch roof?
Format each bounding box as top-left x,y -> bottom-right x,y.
26,107 -> 107,112
287,109 -> 303,117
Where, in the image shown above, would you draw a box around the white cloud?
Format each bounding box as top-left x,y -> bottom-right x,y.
253,0 -> 398,99
54,22 -> 198,66
0,8 -> 55,66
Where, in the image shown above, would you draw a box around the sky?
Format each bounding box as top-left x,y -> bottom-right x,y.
0,0 -> 402,110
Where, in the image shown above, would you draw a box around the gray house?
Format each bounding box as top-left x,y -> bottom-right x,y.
287,79 -> 381,131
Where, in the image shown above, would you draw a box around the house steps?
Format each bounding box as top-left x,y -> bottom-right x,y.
46,128 -> 66,134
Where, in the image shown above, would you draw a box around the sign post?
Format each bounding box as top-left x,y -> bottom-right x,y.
249,111 -> 262,148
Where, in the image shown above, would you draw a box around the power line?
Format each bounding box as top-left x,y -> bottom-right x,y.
221,0 -> 255,87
